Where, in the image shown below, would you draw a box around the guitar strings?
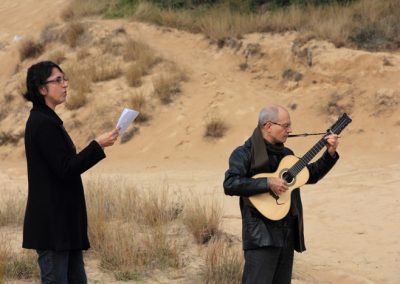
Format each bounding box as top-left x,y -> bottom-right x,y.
287,117 -> 349,177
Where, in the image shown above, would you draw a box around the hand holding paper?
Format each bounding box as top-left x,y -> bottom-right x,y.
116,108 -> 140,134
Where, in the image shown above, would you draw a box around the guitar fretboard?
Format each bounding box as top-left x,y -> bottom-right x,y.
286,113 -> 352,179
288,138 -> 326,177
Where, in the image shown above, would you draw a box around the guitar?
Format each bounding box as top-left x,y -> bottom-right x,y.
249,113 -> 352,221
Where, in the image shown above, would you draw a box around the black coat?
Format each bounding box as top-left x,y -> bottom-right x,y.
23,104 -> 105,251
223,138 -> 338,252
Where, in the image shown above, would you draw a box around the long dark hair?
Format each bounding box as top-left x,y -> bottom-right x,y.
23,61 -> 63,106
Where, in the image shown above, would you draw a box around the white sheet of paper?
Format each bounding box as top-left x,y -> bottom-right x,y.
116,108 -> 139,134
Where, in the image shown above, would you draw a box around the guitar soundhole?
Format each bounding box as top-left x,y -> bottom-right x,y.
282,171 -> 294,184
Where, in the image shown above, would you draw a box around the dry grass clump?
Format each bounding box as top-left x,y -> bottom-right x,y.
0,131 -> 24,146
346,0 -> 400,50
62,22 -> 86,48
125,63 -> 146,87
372,89 -> 399,116
122,39 -> 151,62
152,74 -> 181,104
92,57 -> 122,82
100,38 -> 123,56
122,39 -> 159,67
97,223 -> 180,277
129,91 -> 151,123
204,238 -> 243,284
76,48 -> 91,60
158,8 -> 196,31
18,39 -> 44,61
204,116 -> 228,138
136,189 -> 183,227
0,238 -> 38,282
47,50 -> 66,64
282,68 -> 303,82
152,61 -> 187,104
324,91 -> 354,117
40,23 -> 63,44
197,7 -> 255,42
62,61 -> 94,88
123,39 -> 160,87
61,6 -> 75,22
183,197 -> 222,244
76,48 -> 90,61
131,2 -> 164,25
119,127 -> 139,144
63,63 -> 92,109
65,90 -> 87,110
0,195 -> 25,226
61,0 -> 109,21
15,75 -> 27,97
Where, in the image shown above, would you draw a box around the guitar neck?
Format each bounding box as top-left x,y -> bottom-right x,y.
286,113 -> 351,180
289,137 -> 327,177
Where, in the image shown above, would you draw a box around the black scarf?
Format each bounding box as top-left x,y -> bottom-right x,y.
250,125 -> 284,172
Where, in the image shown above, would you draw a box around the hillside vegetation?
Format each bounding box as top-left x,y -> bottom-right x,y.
63,0 -> 400,51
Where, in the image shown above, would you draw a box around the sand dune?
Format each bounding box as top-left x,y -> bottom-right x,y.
0,0 -> 399,283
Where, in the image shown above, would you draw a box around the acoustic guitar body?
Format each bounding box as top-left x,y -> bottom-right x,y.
249,155 -> 310,221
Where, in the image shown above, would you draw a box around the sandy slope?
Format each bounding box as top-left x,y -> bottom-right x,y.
1,1 -> 400,283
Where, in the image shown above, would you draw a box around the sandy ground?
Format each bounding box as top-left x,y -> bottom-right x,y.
1,1 -> 400,283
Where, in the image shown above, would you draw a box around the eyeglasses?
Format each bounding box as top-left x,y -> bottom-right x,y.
45,76 -> 69,85
266,121 -> 292,130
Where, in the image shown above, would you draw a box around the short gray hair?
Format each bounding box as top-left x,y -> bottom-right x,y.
258,105 -> 279,126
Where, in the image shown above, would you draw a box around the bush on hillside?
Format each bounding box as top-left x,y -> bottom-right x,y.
121,0 -> 356,10
18,39 -> 44,61
204,116 -> 228,138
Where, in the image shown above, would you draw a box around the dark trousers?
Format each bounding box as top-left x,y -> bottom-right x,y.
242,246 -> 294,284
36,250 -> 87,284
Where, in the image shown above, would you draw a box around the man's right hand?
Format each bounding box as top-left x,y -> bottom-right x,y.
267,177 -> 288,196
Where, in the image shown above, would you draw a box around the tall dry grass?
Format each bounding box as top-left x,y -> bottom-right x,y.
0,174 -> 239,282
84,175 -> 183,279
91,56 -> 122,82
182,196 -> 222,244
0,195 -> 25,226
0,236 -> 38,282
63,62 -> 92,110
62,22 -> 86,48
47,50 -> 66,64
152,73 -> 182,104
128,90 -> 151,123
152,61 -> 187,105
125,63 -> 146,87
123,39 -> 160,87
204,238 -> 243,284
61,0 -> 111,21
122,39 -> 157,64
65,90 -> 88,110
102,0 -> 400,51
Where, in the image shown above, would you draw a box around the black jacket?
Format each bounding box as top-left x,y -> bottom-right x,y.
223,138 -> 338,252
23,104 -> 105,251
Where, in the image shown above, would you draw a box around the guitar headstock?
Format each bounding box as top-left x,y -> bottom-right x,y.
328,113 -> 352,135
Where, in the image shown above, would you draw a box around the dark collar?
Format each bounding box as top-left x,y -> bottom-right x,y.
31,104 -> 63,125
